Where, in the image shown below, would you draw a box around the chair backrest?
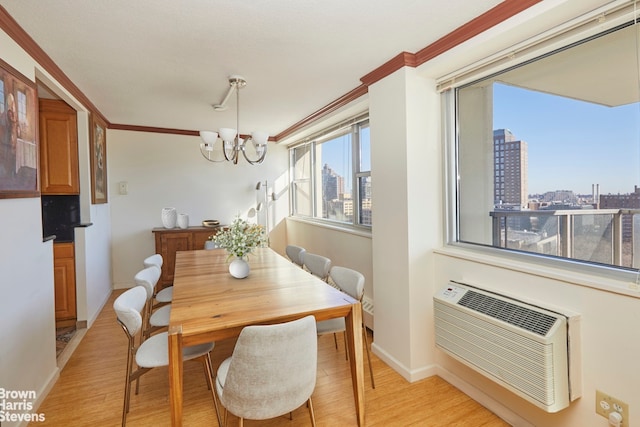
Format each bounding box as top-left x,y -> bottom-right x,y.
134,266 -> 161,300
221,315 -> 317,420
303,252 -> 331,281
143,254 -> 163,270
285,245 -> 306,267
113,286 -> 147,337
329,266 -> 365,301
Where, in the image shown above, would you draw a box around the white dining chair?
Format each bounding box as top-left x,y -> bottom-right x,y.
134,266 -> 170,340
285,245 -> 306,268
114,286 -> 219,426
302,252 -> 331,282
142,253 -> 173,305
316,266 -> 375,388
215,315 -> 318,427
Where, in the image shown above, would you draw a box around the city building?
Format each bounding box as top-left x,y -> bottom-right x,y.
600,185 -> 640,266
493,129 -> 528,210
321,163 -> 349,221
600,185 -> 640,209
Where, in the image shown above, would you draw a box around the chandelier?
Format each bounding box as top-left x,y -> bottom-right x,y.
199,75 -> 269,164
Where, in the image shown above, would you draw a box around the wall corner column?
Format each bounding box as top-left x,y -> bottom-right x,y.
369,66 -> 443,380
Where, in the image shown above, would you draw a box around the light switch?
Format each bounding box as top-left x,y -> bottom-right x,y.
118,181 -> 128,195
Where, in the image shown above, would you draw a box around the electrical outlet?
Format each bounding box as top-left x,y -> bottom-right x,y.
596,390 -> 629,427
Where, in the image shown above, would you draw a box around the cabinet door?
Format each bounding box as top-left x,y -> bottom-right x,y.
53,243 -> 76,326
39,99 -> 79,194
159,232 -> 193,286
193,228 -> 219,251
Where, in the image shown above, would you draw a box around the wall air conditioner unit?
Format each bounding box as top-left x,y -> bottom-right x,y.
434,281 -> 581,413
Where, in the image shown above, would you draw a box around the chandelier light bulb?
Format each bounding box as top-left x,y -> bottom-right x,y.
199,130 -> 218,144
219,128 -> 237,143
198,76 -> 269,165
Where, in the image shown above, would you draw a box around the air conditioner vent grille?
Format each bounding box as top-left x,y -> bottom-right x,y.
458,290 -> 557,336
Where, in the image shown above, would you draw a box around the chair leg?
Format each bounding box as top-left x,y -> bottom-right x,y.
332,332 -> 338,349
203,360 -> 211,391
135,302 -> 153,395
122,335 -> 135,426
135,372 -> 141,395
141,301 -> 151,343
307,397 -> 316,427
204,353 -> 222,427
363,325 -> 375,389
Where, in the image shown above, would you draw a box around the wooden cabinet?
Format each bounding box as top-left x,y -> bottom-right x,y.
39,99 -> 79,194
152,226 -> 223,288
53,242 -> 76,327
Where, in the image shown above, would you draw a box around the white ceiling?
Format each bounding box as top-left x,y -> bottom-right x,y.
0,0 -> 503,140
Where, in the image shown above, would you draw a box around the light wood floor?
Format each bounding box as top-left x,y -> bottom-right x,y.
33,290 -> 510,427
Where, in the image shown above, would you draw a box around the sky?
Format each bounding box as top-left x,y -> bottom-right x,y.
493,83 -> 640,196
318,82 -> 640,197
319,126 -> 370,194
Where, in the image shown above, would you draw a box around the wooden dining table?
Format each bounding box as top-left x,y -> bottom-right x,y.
168,247 -> 366,426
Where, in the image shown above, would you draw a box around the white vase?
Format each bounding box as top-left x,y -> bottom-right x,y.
177,213 -> 189,229
161,207 -> 177,228
229,257 -> 250,279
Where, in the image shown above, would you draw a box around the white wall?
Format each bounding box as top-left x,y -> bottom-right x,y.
108,130 -> 289,288
74,205 -> 112,328
368,67 -> 442,381
0,27 -> 113,427
0,199 -> 58,424
285,217 -> 372,295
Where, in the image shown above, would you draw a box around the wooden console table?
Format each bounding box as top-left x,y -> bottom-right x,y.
152,226 -> 223,289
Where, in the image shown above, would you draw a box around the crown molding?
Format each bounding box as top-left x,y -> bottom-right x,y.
360,52 -> 418,87
0,1 -> 540,137
109,123 -> 199,136
415,0 -> 543,65
0,6 -> 110,126
273,84 -> 368,142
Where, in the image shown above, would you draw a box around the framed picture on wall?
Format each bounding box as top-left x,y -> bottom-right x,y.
0,58 -> 39,199
90,112 -> 107,204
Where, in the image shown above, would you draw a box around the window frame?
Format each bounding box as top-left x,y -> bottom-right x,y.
442,14 -> 640,286
289,115 -> 371,230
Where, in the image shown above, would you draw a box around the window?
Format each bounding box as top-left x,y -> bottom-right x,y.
449,19 -> 640,277
290,117 -> 371,228
291,143 -> 312,217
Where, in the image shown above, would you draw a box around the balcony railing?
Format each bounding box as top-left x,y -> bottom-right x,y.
490,209 -> 639,268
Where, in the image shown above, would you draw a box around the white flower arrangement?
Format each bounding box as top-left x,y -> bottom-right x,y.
213,216 -> 266,259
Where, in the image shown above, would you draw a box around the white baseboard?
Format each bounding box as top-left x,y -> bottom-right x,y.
371,342 -> 438,382
112,281 -> 132,290
87,288 -> 113,329
370,343 -> 531,426
22,367 -> 60,427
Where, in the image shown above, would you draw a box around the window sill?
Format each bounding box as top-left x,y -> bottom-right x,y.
287,216 -> 372,239
435,244 -> 640,300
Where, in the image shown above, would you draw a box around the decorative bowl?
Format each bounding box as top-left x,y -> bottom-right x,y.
202,219 -> 220,228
